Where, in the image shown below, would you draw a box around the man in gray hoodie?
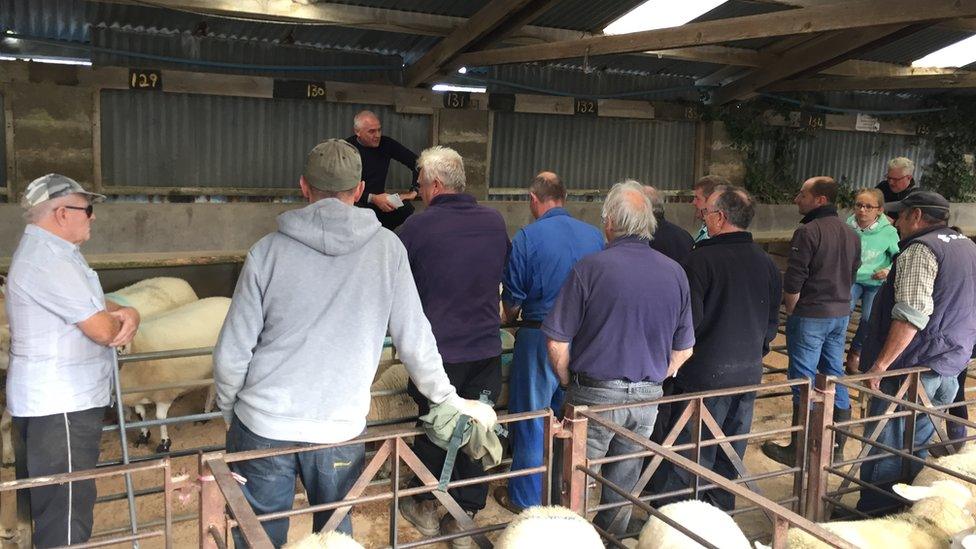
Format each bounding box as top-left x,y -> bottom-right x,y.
214,139 -> 495,547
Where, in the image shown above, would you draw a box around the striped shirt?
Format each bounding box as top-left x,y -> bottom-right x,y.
5,225 -> 113,417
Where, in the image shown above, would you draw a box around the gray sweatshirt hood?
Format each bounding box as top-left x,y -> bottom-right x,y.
277,198 -> 381,256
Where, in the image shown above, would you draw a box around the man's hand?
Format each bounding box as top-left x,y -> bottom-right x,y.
108,307 -> 140,347
400,190 -> 418,201
370,193 -> 397,212
864,362 -> 888,391
872,268 -> 889,280
783,292 -> 800,316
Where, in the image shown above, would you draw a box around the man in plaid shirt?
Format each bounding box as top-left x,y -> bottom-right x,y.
856,191 -> 976,514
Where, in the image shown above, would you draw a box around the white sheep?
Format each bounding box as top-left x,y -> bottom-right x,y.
639,499 -> 751,549
913,442 -> 976,497
105,277 -> 198,320
495,505 -> 603,549
121,297 -> 230,453
283,530 -> 364,549
784,480 -> 976,549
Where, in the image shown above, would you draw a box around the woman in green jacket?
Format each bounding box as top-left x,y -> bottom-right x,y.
845,188 -> 901,374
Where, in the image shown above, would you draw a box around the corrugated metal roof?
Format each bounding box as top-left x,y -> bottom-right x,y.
490,111 -> 696,189
0,0 -> 89,42
529,0 -> 643,32
856,27 -> 975,65
756,130 -> 933,189
100,90 -> 431,189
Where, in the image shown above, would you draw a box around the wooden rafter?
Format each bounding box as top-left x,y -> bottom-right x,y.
403,0 -> 558,87
708,24 -> 916,104
452,0 -> 976,67
767,72 -> 976,91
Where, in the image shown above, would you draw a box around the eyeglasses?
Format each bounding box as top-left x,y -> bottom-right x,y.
853,203 -> 880,211
64,205 -> 94,218
701,208 -> 724,218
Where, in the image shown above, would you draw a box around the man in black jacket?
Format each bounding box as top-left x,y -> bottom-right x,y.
643,185 -> 694,264
650,186 -> 781,511
345,110 -> 419,230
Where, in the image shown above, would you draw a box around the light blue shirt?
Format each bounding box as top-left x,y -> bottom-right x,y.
502,208 -> 604,322
5,225 -> 112,417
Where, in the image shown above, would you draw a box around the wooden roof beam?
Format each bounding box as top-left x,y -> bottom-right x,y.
453,0 -> 976,67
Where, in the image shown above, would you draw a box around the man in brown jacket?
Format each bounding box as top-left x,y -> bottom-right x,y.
762,176 -> 860,466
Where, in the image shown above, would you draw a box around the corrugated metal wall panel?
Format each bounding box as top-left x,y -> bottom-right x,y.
0,93 -> 5,190
100,91 -> 431,188
756,130 -> 933,189
490,112 -> 696,190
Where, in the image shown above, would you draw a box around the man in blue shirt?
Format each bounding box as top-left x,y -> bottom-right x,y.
544,180 -> 695,537
495,172 -> 603,513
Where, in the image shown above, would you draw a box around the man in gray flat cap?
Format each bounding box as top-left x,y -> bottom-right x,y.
6,174 -> 140,547
215,139 -> 495,546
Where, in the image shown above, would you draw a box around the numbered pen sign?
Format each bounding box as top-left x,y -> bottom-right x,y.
272,80 -> 328,100
129,69 -> 162,90
574,98 -> 598,116
442,91 -> 470,109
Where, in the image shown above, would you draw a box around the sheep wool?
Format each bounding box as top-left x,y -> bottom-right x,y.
283,530 -> 364,549
639,500 -> 750,549
914,443 -> 976,498
105,277 -> 199,319
495,506 -> 603,549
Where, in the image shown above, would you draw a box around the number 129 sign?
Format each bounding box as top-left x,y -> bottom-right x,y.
129,69 -> 162,90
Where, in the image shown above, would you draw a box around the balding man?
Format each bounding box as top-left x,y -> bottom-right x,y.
876,157 -> 919,205
345,110 -> 419,230
496,171 -> 603,514
7,174 -> 140,547
643,185 -> 694,264
544,180 -> 694,537
762,177 -> 860,466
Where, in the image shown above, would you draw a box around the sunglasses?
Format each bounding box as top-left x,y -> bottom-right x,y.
64,204 -> 94,218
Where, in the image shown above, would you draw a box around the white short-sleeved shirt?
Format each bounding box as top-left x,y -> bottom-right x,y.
5,225 -> 113,417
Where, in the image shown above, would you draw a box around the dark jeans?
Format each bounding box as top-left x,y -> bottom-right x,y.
857,371 -> 958,514
849,283 -> 881,353
407,355 -> 503,512
651,388 -> 757,511
949,368 -> 970,439
226,416 -> 365,548
12,407 -> 104,548
555,377 -> 662,537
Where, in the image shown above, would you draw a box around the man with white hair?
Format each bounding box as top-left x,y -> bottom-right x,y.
396,146 -> 510,546
876,157 -> 919,207
345,109 -> 420,230
543,180 -> 695,537
215,140 -> 495,545
6,174 -> 140,547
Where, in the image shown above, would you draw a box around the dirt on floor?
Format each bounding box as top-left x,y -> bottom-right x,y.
0,331 -> 956,548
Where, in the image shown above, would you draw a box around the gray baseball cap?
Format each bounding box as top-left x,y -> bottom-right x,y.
21,173 -> 105,209
886,190 -> 950,221
303,139 -> 362,192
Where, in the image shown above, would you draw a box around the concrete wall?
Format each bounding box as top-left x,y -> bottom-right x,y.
12,201 -> 976,261
436,109 -> 491,200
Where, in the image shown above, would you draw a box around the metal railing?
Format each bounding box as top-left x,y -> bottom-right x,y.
200,410 -> 557,549
805,367 -> 976,521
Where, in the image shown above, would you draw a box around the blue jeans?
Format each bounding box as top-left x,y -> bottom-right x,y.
787,315 -> 850,410
857,371 -> 958,514
560,379 -> 662,536
226,416 -> 365,547
651,388 -> 756,511
506,328 -> 565,508
849,283 -> 881,353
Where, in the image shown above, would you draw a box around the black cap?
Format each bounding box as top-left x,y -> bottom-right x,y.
885,190 -> 950,221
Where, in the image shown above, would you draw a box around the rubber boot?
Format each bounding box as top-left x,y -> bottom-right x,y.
761,403 -> 800,467
832,407 -> 852,463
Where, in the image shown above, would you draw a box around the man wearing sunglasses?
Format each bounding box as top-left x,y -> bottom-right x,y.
5,174 -> 140,547
876,157 -> 919,213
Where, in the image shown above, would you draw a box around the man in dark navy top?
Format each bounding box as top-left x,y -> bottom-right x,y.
543,180 -> 695,537
345,110 -> 419,231
397,146 -> 511,546
643,184 -> 694,264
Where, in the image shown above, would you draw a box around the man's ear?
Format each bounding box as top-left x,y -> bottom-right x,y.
353,180 -> 365,202
299,176 -> 311,200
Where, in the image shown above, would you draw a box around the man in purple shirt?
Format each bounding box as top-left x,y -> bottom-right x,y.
544,180 -> 695,537
397,146 -> 511,546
